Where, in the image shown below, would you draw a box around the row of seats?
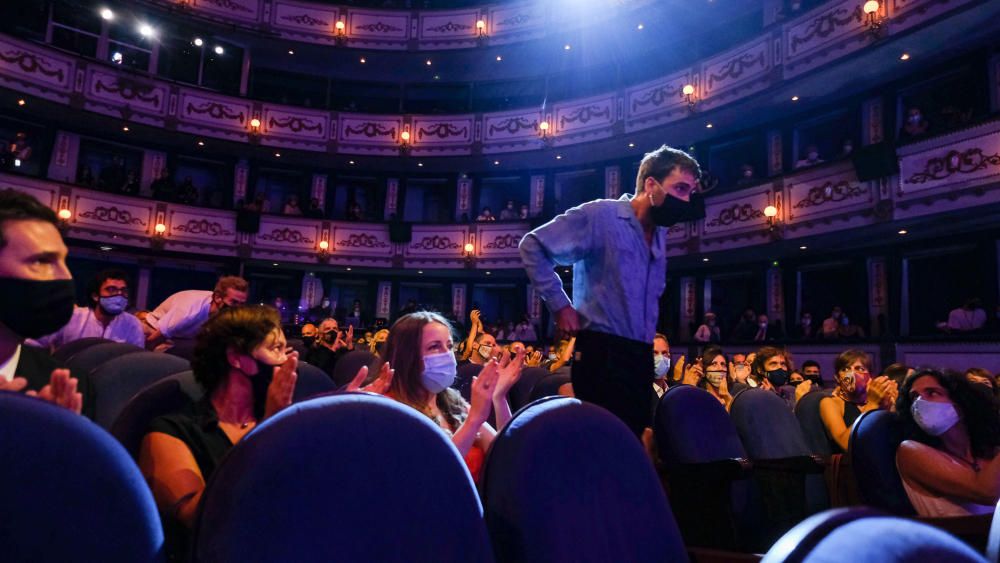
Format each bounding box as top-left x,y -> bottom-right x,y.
3,388 -> 994,562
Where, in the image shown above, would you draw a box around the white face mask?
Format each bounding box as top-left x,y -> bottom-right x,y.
548,353 -> 558,361
653,354 -> 670,378
421,351 -> 457,394
705,370 -> 726,388
911,397 -> 960,436
478,344 -> 493,359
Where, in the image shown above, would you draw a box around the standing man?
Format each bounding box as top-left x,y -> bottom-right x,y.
33,268 -> 144,349
519,145 -> 701,436
144,276 -> 249,349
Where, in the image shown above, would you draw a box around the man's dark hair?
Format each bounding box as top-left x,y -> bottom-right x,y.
801,360 -> 821,372
87,269 -> 130,305
0,189 -> 59,249
635,145 -> 702,194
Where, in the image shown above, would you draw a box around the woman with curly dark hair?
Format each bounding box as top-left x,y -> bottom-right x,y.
895,368 -> 1000,517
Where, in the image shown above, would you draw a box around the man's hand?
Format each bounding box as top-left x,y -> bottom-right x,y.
526,350 -> 543,367
470,309 -> 482,329
27,369 -> 82,414
682,362 -> 703,386
794,380 -> 813,403
494,349 -> 526,401
554,305 -> 581,336
346,325 -> 355,351
263,352 -> 298,419
729,361 -> 750,384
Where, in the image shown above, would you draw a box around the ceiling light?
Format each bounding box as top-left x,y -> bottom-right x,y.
288,50 -> 294,55
99,245 -> 113,251
486,271 -> 492,275
418,270 -> 424,274
628,142 -> 635,148
346,267 -> 352,271
197,140 -> 205,146
900,53 -> 910,60
898,229 -> 908,235
274,152 -> 281,157
556,155 -> 562,159
702,257 -> 710,262
193,37 -> 203,47
791,95 -> 799,101
493,160 -> 500,165
433,75 -> 440,80
360,57 -> 366,63
122,126 -> 129,132
496,55 -> 502,61
214,45 -> 224,55
100,8 -> 114,20
564,44 -> 571,50
706,123 -> 713,128
272,263 -> 279,266
138,24 -> 155,38
17,99 -> 25,106
417,162 -> 424,167
637,23 -> 644,30
426,59 -> 432,66
799,245 -> 808,250
348,160 -> 355,165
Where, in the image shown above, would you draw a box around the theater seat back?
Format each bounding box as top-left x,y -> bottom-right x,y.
52,337 -> 113,362
456,362 -> 484,401
528,372 -> 573,403
731,389 -> 812,459
294,361 -> 337,400
110,371 -> 203,460
88,352 -> 190,428
66,341 -> 145,376
508,366 -> 551,411
795,390 -> 834,457
482,396 -> 686,563
331,350 -> 376,387
192,393 -> 493,563
0,392 -> 165,562
848,409 -> 916,515
656,384 -> 746,466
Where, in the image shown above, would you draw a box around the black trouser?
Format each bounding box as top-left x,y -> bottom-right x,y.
571,330 -> 654,438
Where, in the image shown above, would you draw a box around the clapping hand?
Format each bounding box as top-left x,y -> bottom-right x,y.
27,369 -> 82,414
729,361 -> 750,384
525,350 -> 543,367
469,361 -> 500,424
682,360 -> 703,386
264,351 -> 298,419
0,376 -> 28,393
347,361 -> 395,395
494,349 -> 526,401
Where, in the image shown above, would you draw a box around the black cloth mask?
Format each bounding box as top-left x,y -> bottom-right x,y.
0,277 -> 75,339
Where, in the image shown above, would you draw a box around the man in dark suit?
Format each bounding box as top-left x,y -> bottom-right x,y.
0,189 -> 82,412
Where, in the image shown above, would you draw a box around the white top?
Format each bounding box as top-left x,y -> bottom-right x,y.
947,308 -> 987,331
0,345 -> 22,382
900,473 -> 994,517
33,306 -> 145,349
145,290 -> 213,339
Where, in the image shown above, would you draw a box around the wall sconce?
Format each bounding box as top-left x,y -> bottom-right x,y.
863,1 -> 885,38
763,204 -> 783,239
399,130 -> 411,155
152,222 -> 167,250
335,20 -> 347,46
464,242 -> 475,265
476,19 -> 487,44
249,116 -> 261,141
682,84 -> 697,111
538,120 -> 552,146
57,208 -> 72,230
318,239 -> 331,263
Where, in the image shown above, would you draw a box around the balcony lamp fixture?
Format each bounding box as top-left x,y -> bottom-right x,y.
863,1 -> 885,38
249,117 -> 261,139
335,20 -> 347,46
57,209 -> 72,228
682,84 -> 697,111
476,19 -> 487,45
151,222 -> 167,249
318,239 -> 331,262
538,120 -> 552,146
399,130 -> 411,155
764,204 -> 783,239
100,8 -> 114,21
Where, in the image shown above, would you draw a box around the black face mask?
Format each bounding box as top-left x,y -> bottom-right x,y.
250,359 -> 276,420
323,331 -> 337,343
0,277 -> 75,339
301,336 -> 315,347
766,369 -> 790,387
649,194 -> 691,228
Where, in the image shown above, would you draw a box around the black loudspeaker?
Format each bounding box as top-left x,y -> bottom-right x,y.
852,142 -> 899,181
236,209 -> 261,234
389,221 -> 412,243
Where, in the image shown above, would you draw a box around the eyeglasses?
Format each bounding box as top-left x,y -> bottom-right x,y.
101,287 -> 129,297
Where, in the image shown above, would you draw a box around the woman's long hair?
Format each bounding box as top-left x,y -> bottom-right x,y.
381,311 -> 467,430
896,368 -> 1000,459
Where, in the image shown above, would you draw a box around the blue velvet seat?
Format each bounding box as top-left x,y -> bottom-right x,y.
482,396 -> 686,563
87,351 -> 190,428
66,341 -> 145,376
192,393 -> 493,562
508,366 -> 551,412
52,336 -> 113,362
331,349 -> 376,387
0,391 -> 165,562
456,361 -> 484,401
847,409 -> 915,515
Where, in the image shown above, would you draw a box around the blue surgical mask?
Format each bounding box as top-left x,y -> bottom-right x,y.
422,351 -> 457,394
99,295 -> 128,316
654,354 -> 670,379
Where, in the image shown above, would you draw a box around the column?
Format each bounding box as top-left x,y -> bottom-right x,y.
384,178 -> 399,220
767,129 -> 783,176
527,283 -> 543,323
702,278 -> 712,315
233,159 -> 249,206
604,165 -> 621,199
899,258 -> 910,337
861,97 -> 885,146
766,266 -> 785,329
456,175 -> 472,221
135,267 -> 152,311
679,276 -> 697,341
451,283 -> 467,320
989,54 -> 1000,113
299,272 -> 323,316
529,174 -> 545,218
46,131 -> 79,183
311,174 -> 327,209
141,150 -> 167,197
376,281 -> 393,320
867,257 -> 889,337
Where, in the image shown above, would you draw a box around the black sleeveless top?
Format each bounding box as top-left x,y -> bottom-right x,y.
148,398 -> 234,481
826,399 -> 862,453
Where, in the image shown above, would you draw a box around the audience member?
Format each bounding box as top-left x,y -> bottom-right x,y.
543,337 -> 575,372
940,298 -> 987,333
966,367 -> 997,400
305,197 -> 325,219
801,359 -> 822,387
0,189 -> 83,412
792,312 -> 816,340
822,306 -> 844,339
899,106 -> 930,141
513,316 -> 537,341
305,318 -> 354,377
369,328 -> 389,357
282,195 -> 303,216
697,347 -> 734,409
819,349 -> 896,452
121,170 -> 140,195
144,276 -> 249,350
33,268 -> 144,349
732,308 -> 758,341
307,297 -> 332,323
753,314 -> 783,342
896,368 -> 1000,517
300,323 -> 317,347
464,332 -> 497,367
381,311 -> 522,481
795,145 -> 825,169
735,163 -> 757,188
176,177 -> 199,205
77,165 -> 95,187
694,312 -> 721,343
346,202 -> 364,221
652,333 -> 670,398
750,346 -> 810,408
499,200 -> 518,221
150,169 -> 175,202
883,362 -> 914,389
519,204 -> 529,220
347,299 -> 364,328
476,207 -> 495,222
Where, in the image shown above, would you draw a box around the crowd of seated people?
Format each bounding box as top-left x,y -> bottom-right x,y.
477,200 -> 529,222
5,186 -> 1000,558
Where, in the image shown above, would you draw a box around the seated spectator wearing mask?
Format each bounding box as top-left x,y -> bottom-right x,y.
464,332 -> 497,367
750,346 -> 812,408
369,328 -> 389,357
652,333 -> 670,398
801,360 -> 823,387
694,312 -> 720,344
300,323 -> 317,348
544,336 -> 576,372
793,312 -> 816,340
819,350 -> 897,452
33,268 -> 144,349
0,189 -> 82,412
966,368 -> 997,401
696,347 -> 734,410
896,368 -> 1000,517
883,362 -> 914,389
140,306 -> 300,536
144,276 -> 249,350
380,311 -> 523,482
305,318 -> 354,377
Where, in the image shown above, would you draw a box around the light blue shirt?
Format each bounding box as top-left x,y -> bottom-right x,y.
518,195 -> 668,343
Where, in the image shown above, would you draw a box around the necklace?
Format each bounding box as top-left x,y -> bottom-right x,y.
945,448 -> 981,472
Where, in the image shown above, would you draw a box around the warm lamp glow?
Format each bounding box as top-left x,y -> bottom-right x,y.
464,243 -> 474,253
249,118 -> 261,129
476,20 -> 485,30
764,205 -> 778,218
57,209 -> 72,220
539,121 -> 550,131
863,0 -> 880,14
335,20 -> 346,31
154,223 -> 167,234
400,131 -> 411,142
319,240 -> 330,250
682,84 -> 695,96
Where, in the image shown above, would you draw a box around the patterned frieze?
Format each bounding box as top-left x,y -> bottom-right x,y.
271,2 -> 341,36
255,217 -> 320,251
0,37 -> 74,101
419,10 -> 481,46
191,0 -> 262,22
699,36 -> 774,109
481,108 -> 545,153
86,68 -> 168,117
166,206 -> 238,245
701,186 -> 774,239
553,94 -> 616,141
410,116 -> 475,156
477,223 -> 529,259
782,0 -> 869,79
624,69 -> 694,132
785,162 -> 873,224
405,226 -> 469,257
346,9 -> 411,48
72,193 -> 153,234
332,225 -> 393,257
338,114 -> 403,154
177,90 -> 252,135
898,124 -> 1000,196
